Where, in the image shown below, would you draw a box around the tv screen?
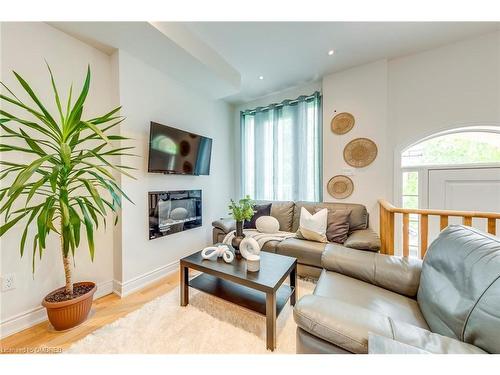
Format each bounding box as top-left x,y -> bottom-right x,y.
148,122 -> 213,175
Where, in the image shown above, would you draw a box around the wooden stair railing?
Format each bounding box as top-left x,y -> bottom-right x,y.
378,199 -> 500,258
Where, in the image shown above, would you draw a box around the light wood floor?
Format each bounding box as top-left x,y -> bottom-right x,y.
0,272 -> 180,354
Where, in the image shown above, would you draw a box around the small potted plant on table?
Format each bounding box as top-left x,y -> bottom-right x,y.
228,196 -> 254,254
0,64 -> 134,331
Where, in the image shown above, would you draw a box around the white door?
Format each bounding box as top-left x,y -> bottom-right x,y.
427,167 -> 500,242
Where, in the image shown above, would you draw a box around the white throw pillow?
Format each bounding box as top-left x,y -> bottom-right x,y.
297,207 -> 328,243
255,216 -> 280,234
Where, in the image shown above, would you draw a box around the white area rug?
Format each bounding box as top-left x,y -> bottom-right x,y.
67,279 -> 315,354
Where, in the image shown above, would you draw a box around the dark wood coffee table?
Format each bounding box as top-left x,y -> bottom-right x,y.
180,250 -> 297,351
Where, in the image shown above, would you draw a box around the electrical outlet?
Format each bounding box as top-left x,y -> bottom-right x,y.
1,273 -> 16,292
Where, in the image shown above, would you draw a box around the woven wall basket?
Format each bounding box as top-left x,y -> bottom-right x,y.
331,112 -> 355,135
327,175 -> 354,199
343,138 -> 378,168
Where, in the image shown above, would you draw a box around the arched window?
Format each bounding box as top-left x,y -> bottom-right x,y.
400,126 -> 500,257
402,127 -> 500,167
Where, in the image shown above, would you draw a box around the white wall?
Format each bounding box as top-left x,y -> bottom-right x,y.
0,23 -> 236,337
320,30 -> 500,231
116,51 -> 235,293
388,31 -> 500,202
322,60 -> 389,231
388,31 -> 500,152
0,22 -> 115,337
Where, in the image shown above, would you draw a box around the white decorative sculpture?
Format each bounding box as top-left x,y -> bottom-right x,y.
239,237 -> 261,272
239,237 -> 260,259
201,244 -> 234,263
255,216 -> 280,234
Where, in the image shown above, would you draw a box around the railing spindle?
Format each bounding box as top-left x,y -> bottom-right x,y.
463,216 -> 472,226
379,205 -> 387,254
378,199 -> 500,260
440,215 -> 448,230
388,211 -> 395,256
488,218 -> 496,235
402,213 -> 410,257
420,214 -> 429,258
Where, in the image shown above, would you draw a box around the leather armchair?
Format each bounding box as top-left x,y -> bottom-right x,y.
294,225 -> 500,354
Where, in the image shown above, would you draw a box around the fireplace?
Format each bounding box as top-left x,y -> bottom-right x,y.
148,190 -> 202,240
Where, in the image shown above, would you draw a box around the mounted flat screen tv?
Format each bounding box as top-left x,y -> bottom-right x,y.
148,122 -> 213,175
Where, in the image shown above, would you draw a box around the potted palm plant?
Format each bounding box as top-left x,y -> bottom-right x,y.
0,64 -> 134,330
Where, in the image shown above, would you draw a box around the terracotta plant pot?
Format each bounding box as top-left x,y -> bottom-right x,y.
42,281 -> 96,331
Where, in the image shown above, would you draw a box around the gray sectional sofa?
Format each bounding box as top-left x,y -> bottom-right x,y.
212,200 -> 381,277
294,225 -> 500,354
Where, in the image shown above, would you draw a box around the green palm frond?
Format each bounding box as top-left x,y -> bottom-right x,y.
0,64 -> 135,272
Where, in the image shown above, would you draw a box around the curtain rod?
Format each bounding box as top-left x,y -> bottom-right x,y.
241,91 -> 321,115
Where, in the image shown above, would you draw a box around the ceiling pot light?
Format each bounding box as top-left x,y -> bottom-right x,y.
258,75 -> 264,80
328,50 -> 335,56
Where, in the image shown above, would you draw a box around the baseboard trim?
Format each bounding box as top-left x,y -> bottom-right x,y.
1,261 -> 179,339
1,279 -> 114,340
113,260 -> 179,297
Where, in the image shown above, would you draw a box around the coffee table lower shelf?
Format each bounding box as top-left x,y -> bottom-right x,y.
189,273 -> 294,317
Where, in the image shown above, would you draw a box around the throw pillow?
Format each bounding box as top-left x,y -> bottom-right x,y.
255,216 -> 280,234
322,208 -> 351,244
244,203 -> 272,229
296,207 -> 328,243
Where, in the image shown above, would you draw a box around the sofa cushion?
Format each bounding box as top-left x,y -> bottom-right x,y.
292,201 -> 368,233
315,270 -> 429,329
254,200 -> 294,232
276,238 -> 327,268
417,225 -> 500,353
261,239 -> 280,253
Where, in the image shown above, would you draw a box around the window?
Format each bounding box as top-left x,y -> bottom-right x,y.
240,92 -> 322,201
402,130 -> 500,167
400,127 -> 500,257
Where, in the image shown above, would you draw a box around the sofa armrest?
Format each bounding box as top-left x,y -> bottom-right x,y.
344,228 -> 380,252
211,218 -> 236,234
373,319 -> 488,354
321,245 -> 422,297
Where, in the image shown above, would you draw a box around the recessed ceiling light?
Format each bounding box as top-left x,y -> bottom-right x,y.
328,50 -> 335,56
258,75 -> 264,80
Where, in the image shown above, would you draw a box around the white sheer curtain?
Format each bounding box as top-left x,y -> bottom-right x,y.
240,92 -> 322,201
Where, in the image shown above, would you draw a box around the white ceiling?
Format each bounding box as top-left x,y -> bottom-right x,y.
52,22 -> 500,105
50,22 -> 241,99
186,22 -> 500,104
